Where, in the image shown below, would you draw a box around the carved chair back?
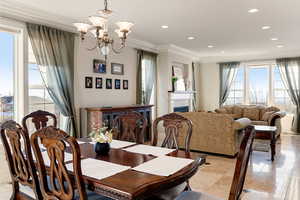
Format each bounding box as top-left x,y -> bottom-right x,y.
22,110 -> 57,134
153,113 -> 192,153
0,120 -> 42,199
229,125 -> 255,200
30,126 -> 87,200
112,112 -> 147,143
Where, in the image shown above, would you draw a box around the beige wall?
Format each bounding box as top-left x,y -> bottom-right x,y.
74,36 -> 137,109
198,62 -> 220,111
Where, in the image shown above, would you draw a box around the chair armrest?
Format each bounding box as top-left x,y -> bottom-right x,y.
233,118 -> 251,130
268,111 -> 286,125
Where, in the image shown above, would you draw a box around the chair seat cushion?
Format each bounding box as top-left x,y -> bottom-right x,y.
175,191 -> 222,200
19,185 -> 36,199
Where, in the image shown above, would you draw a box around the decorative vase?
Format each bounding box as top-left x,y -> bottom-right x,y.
94,142 -> 110,155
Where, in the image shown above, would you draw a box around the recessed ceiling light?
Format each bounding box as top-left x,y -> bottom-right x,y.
277,45 -> 284,48
221,51 -> 225,54
187,36 -> 195,40
270,38 -> 278,41
208,45 -> 214,48
248,8 -> 259,13
161,25 -> 169,29
262,26 -> 271,30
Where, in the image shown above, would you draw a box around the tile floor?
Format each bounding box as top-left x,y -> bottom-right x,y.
0,134 -> 299,200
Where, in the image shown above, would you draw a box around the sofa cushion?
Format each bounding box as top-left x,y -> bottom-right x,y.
243,107 -> 260,120
232,106 -> 243,118
260,106 -> 280,120
223,106 -> 234,114
215,108 -> 227,114
262,111 -> 275,121
251,121 -> 268,126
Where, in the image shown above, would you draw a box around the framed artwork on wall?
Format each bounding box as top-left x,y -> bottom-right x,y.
93,59 -> 106,73
123,80 -> 128,90
85,77 -> 93,88
106,78 -> 112,89
95,77 -> 102,89
111,63 -> 124,75
115,79 -> 121,89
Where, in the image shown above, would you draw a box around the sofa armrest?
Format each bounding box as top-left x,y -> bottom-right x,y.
233,117 -> 251,130
268,111 -> 286,125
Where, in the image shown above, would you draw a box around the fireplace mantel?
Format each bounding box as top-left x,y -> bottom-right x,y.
168,91 -> 196,113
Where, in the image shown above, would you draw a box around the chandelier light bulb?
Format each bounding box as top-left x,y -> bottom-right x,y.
116,22 -> 134,32
88,16 -> 107,28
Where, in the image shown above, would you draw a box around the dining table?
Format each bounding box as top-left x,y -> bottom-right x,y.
63,138 -> 206,200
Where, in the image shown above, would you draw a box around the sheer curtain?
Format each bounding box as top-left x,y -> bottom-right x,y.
276,57 -> 300,134
219,62 -> 240,106
27,23 -> 77,137
136,50 -> 157,105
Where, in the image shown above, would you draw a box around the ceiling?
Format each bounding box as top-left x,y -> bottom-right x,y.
2,0 -> 300,62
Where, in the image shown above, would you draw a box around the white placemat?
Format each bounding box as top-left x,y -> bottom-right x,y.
133,156 -> 194,176
66,158 -> 131,180
89,140 -> 135,149
123,144 -> 175,156
65,141 -> 86,147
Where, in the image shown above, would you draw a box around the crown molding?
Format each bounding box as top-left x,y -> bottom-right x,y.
0,0 -> 77,32
157,44 -> 200,61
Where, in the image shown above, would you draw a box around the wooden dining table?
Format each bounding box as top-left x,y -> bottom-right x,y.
63,138 -> 206,200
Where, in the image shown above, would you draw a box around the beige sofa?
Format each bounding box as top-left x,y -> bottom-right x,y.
215,105 -> 286,137
177,112 -> 251,157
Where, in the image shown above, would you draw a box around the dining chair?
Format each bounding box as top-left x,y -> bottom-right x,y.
0,120 -> 42,199
153,112 -> 193,153
30,126 -> 111,200
175,125 -> 256,200
152,113 -> 193,199
22,110 -> 57,133
112,112 -> 147,143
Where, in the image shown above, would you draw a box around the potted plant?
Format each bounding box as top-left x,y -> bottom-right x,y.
89,127 -> 113,155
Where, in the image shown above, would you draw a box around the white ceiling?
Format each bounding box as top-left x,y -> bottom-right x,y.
2,0 -> 300,62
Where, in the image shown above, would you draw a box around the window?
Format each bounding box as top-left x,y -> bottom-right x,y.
224,62 -> 294,111
0,31 -> 14,122
225,67 -> 244,105
273,66 -> 295,113
28,42 -> 60,127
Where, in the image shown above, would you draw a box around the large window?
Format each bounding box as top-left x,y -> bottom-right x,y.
225,62 -> 294,112
0,31 -> 15,122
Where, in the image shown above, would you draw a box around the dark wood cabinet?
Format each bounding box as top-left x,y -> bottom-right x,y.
80,105 -> 153,141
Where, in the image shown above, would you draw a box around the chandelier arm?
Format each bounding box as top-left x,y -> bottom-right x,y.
110,40 -> 125,54
87,44 -> 99,51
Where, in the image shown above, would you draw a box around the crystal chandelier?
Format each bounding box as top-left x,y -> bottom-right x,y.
73,0 -> 134,58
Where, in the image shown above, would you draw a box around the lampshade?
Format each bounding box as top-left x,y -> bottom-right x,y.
88,16 -> 107,28
116,22 -> 134,32
115,29 -> 131,38
90,29 -> 105,38
73,23 -> 91,33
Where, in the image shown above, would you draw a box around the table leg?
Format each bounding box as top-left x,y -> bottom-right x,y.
270,131 -> 276,161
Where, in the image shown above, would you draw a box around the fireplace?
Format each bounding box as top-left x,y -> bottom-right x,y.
174,106 -> 189,112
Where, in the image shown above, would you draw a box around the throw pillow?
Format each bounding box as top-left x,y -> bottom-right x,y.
232,106 -> 243,118
262,111 -> 275,121
243,107 -> 260,120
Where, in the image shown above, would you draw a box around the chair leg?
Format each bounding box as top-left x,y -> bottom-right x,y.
10,181 -> 18,200
184,180 -> 192,191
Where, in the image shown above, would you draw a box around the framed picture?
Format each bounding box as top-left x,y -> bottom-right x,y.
85,77 -> 93,88
115,79 -> 121,89
95,77 -> 102,89
123,80 -> 128,90
111,63 -> 124,75
106,78 -> 112,89
93,59 -> 106,74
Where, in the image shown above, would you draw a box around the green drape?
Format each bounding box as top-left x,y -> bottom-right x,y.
192,62 -> 197,111
27,23 -> 77,137
219,62 -> 240,106
276,57 -> 300,134
136,50 -> 157,105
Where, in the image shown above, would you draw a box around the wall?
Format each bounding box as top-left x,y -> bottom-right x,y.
74,36 -> 137,110
198,62 -> 220,111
